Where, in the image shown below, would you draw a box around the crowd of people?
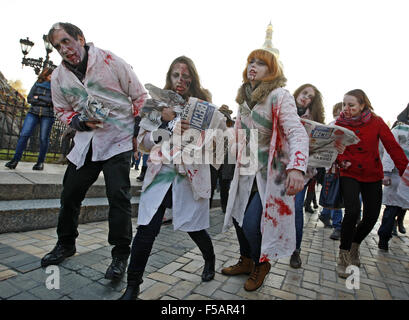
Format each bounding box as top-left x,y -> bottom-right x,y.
3,21 -> 409,299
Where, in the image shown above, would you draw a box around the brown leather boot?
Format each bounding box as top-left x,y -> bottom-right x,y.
221,256 -> 254,276
337,249 -> 351,279
349,242 -> 361,267
244,261 -> 271,291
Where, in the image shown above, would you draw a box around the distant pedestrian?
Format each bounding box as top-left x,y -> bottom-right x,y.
318,102 -> 344,240
209,104 -> 235,213
290,83 -> 326,269
378,105 -> 409,250
5,67 -> 55,171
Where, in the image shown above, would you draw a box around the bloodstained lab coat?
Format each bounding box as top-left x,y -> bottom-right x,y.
51,43 -> 147,168
223,88 -> 309,262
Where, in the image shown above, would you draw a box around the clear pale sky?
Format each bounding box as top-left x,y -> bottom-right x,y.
2,0 -> 408,125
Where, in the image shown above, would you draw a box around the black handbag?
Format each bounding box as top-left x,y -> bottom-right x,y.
319,164 -> 344,209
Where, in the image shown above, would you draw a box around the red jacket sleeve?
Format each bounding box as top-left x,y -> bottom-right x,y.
378,117 -> 409,176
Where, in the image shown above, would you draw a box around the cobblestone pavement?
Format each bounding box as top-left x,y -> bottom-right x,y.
1,205 -> 408,300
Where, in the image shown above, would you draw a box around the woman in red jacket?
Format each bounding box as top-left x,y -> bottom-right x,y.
335,89 -> 408,278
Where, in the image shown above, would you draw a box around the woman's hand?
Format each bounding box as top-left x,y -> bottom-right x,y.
335,140 -> 346,154
161,107 -> 176,122
339,160 -> 351,169
173,119 -> 190,136
285,169 -> 305,196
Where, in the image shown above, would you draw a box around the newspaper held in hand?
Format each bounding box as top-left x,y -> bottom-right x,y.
78,95 -> 110,128
301,119 -> 360,168
161,97 -> 225,162
139,83 -> 186,131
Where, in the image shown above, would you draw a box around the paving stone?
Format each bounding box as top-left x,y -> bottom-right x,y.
173,270 -> 202,283
29,284 -> 64,300
0,281 -> 21,299
147,272 -> 180,285
68,282 -> 121,300
167,280 -> 197,299
193,280 -> 222,296
212,289 -> 245,300
138,282 -> 172,300
157,262 -> 184,275
0,269 -> 18,281
8,291 -> 39,300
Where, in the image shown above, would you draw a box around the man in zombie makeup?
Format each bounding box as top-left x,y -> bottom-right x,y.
40,22 -> 147,282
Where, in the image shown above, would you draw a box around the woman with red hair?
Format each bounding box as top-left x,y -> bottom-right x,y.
221,48 -> 309,291
335,89 -> 408,278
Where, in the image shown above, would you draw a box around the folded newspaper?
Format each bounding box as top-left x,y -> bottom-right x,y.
139,84 -> 225,162
78,95 -> 111,128
300,118 -> 360,168
139,84 -> 186,131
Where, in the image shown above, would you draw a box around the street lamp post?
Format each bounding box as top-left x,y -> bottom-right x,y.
19,35 -> 57,75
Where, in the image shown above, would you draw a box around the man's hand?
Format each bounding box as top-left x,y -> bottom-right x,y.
132,137 -> 139,160
285,169 -> 305,196
161,107 -> 176,122
85,121 -> 102,129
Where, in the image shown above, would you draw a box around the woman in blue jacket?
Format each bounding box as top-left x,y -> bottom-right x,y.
5,67 -> 55,170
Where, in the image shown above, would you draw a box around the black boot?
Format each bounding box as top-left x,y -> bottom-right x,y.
312,192 -> 318,209
397,212 -> 406,234
137,166 -> 147,181
5,160 -> 18,169
202,255 -> 215,282
118,272 -> 143,300
304,191 -> 315,213
41,244 -> 76,267
105,257 -> 128,280
33,162 -> 44,170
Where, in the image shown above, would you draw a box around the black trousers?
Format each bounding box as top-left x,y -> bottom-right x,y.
56,147 -> 133,259
128,186 -> 215,274
339,177 -> 382,250
210,165 -> 232,213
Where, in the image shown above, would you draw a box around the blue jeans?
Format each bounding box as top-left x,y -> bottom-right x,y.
133,153 -> 148,169
13,112 -> 55,163
378,206 -> 405,241
232,192 -> 263,263
320,208 -> 343,230
294,184 -> 308,250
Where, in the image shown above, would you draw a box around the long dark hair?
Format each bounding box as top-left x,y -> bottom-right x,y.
37,67 -> 53,83
293,83 -> 325,124
164,56 -> 212,102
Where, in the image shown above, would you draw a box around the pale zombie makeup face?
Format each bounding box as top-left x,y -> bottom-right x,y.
296,87 -> 315,108
51,29 -> 86,66
247,58 -> 269,83
342,95 -> 365,118
170,63 -> 192,96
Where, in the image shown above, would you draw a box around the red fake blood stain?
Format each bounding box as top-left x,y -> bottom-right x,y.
187,169 -> 198,180
104,54 -> 114,65
294,151 -> 306,167
274,198 -> 292,216
260,254 -> 270,263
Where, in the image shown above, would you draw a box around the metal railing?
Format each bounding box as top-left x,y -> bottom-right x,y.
0,99 -> 68,161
